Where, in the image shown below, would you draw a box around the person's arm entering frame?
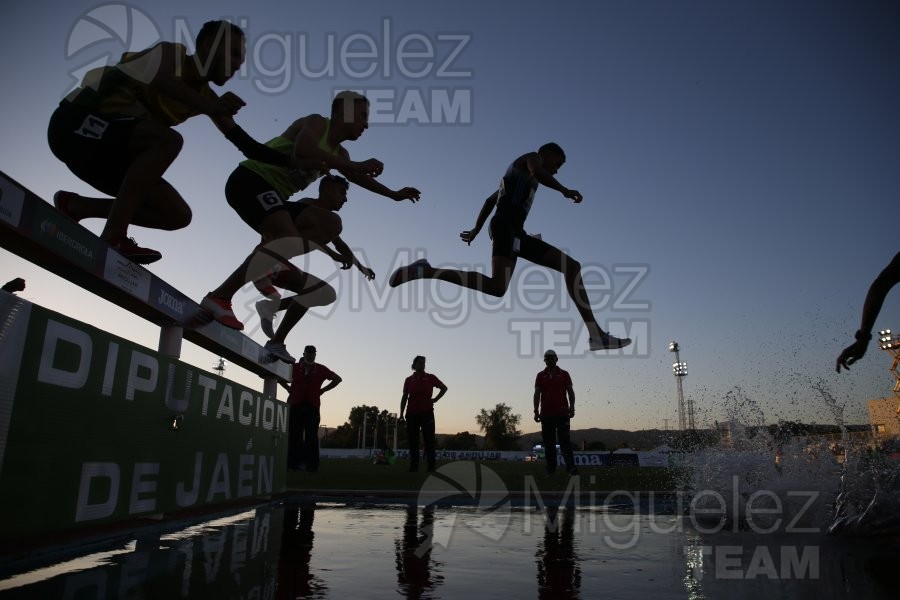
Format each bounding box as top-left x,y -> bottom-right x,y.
836,251 -> 900,372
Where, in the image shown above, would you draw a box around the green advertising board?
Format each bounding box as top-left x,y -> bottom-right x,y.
0,294 -> 288,540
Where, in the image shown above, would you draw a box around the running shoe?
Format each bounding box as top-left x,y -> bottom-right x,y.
255,298 -> 279,338
106,234 -> 162,264
389,258 -> 431,287
264,340 -> 295,363
53,191 -> 80,222
201,294 -> 244,330
589,333 -> 632,351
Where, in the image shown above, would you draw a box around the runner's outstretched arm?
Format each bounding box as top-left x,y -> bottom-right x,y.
211,115 -> 302,167
331,236 -> 375,279
525,154 -> 582,203
460,191 -> 498,245
836,251 -> 900,372
345,171 -> 420,203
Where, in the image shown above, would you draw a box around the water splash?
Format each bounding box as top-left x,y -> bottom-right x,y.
811,380 -> 900,537
682,387 -> 840,531
677,385 -> 900,534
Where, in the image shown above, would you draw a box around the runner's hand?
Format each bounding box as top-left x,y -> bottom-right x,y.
359,266 -> 376,280
836,339 -> 867,372
335,253 -> 353,270
563,188 -> 583,203
208,92 -> 245,117
460,228 -> 480,245
393,187 -> 420,203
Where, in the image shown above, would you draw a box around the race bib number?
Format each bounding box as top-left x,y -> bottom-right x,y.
74,114 -> 109,139
256,191 -> 283,210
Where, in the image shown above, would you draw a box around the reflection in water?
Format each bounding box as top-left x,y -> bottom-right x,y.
680,531 -> 707,600
394,504 -> 443,599
535,507 -> 581,599
2,503 -> 899,599
277,505 -> 327,599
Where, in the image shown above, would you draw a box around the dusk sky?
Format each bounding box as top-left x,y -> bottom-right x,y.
1,0 -> 897,436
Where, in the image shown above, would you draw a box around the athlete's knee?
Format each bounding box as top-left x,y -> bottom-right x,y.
563,256 -> 582,276
168,203 -> 192,230
147,128 -> 183,160
303,280 -> 336,307
320,283 -> 337,305
483,278 -> 509,297
155,188 -> 192,230
164,129 -> 184,154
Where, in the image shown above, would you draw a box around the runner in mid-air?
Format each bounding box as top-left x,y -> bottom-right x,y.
201,91 -> 418,358
389,143 -> 630,351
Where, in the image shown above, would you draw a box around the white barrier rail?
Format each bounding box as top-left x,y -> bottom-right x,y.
0,170 -> 291,393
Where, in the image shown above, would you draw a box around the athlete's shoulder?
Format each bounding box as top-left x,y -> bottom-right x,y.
508,152 -> 537,176
285,113 -> 327,139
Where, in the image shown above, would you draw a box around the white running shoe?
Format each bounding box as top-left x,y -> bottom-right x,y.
264,340 -> 295,363
589,333 -> 632,351
255,298 -> 280,338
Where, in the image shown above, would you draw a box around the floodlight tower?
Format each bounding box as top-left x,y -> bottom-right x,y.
669,341 -> 693,431
878,329 -> 900,399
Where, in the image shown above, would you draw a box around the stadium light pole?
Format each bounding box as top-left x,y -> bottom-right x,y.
390,413 -> 399,453
878,329 -> 900,399
669,341 -> 692,431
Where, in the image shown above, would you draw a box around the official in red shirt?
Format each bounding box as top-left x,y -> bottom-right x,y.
533,349 -> 578,476
287,345 -> 341,472
400,355 -> 447,472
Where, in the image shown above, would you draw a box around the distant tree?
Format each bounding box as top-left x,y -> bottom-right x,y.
476,403 -> 522,451
441,431 -> 481,451
321,423 -> 356,448
319,405 -> 409,449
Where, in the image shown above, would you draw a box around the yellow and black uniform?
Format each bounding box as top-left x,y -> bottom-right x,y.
225,120 -> 341,230
47,42 -> 215,195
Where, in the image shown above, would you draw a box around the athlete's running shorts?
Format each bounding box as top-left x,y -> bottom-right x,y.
489,215 -> 552,261
47,101 -> 140,196
226,166 -> 292,231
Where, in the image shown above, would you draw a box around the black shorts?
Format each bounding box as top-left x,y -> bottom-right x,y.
47,102 -> 141,196
225,166 -> 291,231
286,200 -> 310,222
489,215 -> 552,261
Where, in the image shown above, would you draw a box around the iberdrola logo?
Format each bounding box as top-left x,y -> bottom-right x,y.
64,3 -> 162,96
40,219 -> 59,238
415,462 -> 512,556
